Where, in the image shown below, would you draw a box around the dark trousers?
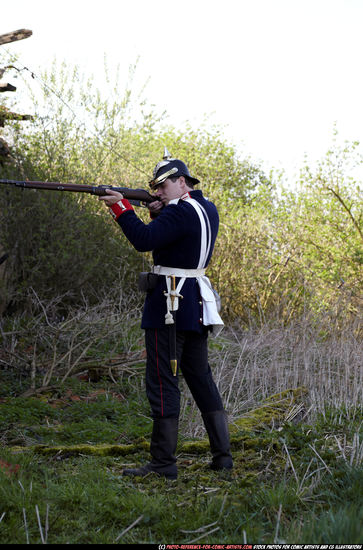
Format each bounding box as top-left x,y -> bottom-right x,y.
145,327 -> 224,419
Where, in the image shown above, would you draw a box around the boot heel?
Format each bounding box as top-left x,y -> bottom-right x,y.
123,417 -> 179,480
202,410 -> 233,470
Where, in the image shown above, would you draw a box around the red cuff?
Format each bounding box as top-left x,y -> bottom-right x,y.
109,199 -> 134,220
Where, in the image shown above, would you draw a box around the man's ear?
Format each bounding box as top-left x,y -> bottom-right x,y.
178,176 -> 187,191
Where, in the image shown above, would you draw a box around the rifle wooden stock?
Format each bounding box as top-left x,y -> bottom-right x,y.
0,179 -> 159,206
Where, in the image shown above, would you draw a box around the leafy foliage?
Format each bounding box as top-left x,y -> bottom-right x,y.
0,56 -> 362,328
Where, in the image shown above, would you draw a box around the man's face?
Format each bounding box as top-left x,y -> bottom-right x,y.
154,177 -> 183,205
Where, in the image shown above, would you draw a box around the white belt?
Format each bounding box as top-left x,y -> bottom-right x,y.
153,265 -> 224,335
152,265 -> 206,278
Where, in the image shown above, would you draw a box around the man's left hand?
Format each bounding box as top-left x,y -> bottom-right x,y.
98,189 -> 124,206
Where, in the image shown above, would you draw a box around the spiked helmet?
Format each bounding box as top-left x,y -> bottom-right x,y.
149,147 -> 200,189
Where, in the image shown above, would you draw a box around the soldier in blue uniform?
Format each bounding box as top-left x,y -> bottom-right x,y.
99,150 -> 233,479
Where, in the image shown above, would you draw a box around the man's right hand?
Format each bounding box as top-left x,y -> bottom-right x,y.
148,200 -> 164,217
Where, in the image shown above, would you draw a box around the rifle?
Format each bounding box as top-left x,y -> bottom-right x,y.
0,179 -> 159,207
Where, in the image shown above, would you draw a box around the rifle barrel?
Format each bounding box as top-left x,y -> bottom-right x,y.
0,179 -> 158,205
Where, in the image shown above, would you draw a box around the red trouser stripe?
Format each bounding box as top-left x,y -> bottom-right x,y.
155,329 -> 164,416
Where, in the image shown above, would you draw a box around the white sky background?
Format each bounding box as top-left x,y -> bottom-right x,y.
1,0 -> 363,183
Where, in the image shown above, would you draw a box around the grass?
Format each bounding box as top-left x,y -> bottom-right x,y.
0,311 -> 362,543
0,374 -> 362,544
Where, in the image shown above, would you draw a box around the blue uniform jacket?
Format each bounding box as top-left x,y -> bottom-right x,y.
116,190 -> 219,332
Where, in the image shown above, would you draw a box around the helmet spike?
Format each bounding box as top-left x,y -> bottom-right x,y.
163,146 -> 172,160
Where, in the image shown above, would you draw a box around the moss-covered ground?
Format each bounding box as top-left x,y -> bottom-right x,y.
0,370 -> 362,544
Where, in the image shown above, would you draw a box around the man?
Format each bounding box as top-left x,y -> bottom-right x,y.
99,150 -> 233,479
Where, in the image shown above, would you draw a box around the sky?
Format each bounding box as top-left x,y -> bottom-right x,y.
1,0 -> 363,182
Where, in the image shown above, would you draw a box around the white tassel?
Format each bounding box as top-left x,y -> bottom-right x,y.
165,311 -> 174,324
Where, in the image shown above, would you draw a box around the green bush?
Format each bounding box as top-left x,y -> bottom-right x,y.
0,57 -> 361,328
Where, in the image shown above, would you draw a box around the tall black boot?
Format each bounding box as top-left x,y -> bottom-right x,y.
123,417 -> 178,480
202,410 -> 233,470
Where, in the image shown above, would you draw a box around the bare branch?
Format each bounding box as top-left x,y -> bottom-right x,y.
327,186 -> 363,243
0,29 -> 32,46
